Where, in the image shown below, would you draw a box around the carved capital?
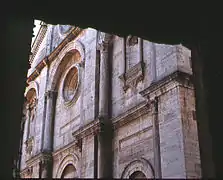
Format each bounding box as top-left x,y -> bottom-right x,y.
44,90 -> 57,99
74,137 -> 82,152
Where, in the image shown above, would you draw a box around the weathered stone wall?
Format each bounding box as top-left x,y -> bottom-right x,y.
53,75 -> 81,151
113,114 -> 154,178
155,44 -> 178,80
111,36 -> 145,119
80,135 -> 94,178
78,28 -> 98,125
158,85 -> 186,178
52,143 -> 81,178
176,45 -> 192,74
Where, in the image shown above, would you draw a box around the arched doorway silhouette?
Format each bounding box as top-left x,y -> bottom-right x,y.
61,164 -> 77,178
129,171 -> 146,179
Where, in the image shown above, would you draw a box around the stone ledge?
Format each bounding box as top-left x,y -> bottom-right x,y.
72,119 -> 100,140
25,151 -> 52,167
140,70 -> 193,99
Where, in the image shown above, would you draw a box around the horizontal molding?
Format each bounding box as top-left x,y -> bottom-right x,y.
112,100 -> 150,129
29,25 -> 48,65
140,70 -> 194,99
25,151 -> 52,167
52,141 -> 78,158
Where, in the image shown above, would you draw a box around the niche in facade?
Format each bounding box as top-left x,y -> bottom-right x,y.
119,35 -> 144,92
25,88 -> 37,158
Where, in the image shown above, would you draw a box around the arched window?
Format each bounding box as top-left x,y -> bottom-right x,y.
26,88 -> 37,139
61,164 -> 77,178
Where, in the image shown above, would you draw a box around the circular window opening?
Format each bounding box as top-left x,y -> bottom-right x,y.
63,66 -> 79,103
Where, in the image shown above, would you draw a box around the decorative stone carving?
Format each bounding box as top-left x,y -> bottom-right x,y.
74,138 -> 82,152
44,90 -> 57,99
97,31 -> 112,51
25,166 -> 33,178
121,158 -> 154,178
29,97 -> 37,121
126,35 -> 138,46
25,137 -> 34,157
119,61 -> 145,91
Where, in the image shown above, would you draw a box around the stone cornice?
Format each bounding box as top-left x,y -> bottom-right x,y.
140,70 -> 194,99
52,141 -> 79,157
72,118 -> 100,140
112,100 -> 150,130
70,101 -> 151,139
29,24 -> 48,65
27,27 -> 83,83
25,151 -> 52,167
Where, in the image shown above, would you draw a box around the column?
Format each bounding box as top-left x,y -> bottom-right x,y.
152,97 -> 162,178
99,43 -> 109,118
98,39 -> 113,178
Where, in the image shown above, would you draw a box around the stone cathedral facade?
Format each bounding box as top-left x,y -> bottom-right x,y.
19,23 -> 201,178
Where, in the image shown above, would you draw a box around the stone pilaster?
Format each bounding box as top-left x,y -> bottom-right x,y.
151,43 -> 157,83
43,90 -> 57,152
41,90 -> 57,178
